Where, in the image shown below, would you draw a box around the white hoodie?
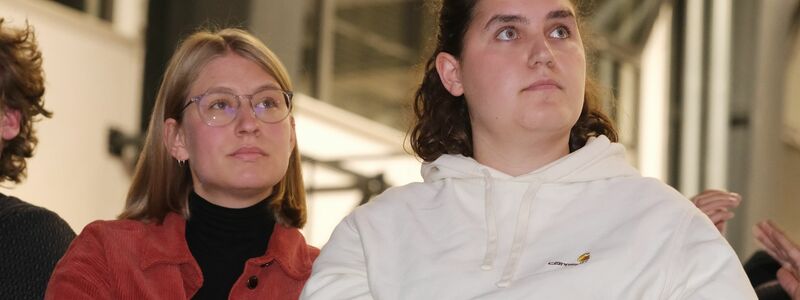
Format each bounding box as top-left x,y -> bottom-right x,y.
301,136 -> 757,299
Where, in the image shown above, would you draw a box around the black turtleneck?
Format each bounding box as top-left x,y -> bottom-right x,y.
185,191 -> 275,300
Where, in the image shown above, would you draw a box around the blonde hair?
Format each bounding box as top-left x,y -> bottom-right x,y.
119,28 -> 307,228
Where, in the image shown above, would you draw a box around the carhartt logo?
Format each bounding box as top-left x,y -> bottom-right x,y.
548,252 -> 591,266
578,252 -> 590,263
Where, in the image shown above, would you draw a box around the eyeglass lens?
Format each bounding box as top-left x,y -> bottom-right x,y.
197,89 -> 290,126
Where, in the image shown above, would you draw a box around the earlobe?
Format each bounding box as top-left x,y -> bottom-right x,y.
435,52 -> 464,97
163,118 -> 189,161
1,108 -> 21,141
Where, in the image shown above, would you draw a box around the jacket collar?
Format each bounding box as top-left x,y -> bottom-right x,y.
252,223 -> 316,280
138,212 -> 314,280
139,212 -> 196,270
138,213 -> 203,294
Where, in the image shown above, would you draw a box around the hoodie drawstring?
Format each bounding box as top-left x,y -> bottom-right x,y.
480,169 -> 498,271
479,169 -> 544,287
496,180 -> 542,288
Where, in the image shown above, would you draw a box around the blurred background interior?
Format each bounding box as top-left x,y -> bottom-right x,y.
0,0 -> 798,259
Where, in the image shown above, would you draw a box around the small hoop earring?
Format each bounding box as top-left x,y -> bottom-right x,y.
178,159 -> 185,167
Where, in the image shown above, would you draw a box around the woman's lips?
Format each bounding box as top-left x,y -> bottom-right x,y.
230,146 -> 266,160
523,79 -> 562,91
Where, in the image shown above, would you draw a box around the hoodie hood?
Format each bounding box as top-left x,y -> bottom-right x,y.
422,135 -> 638,184
418,135 -> 639,288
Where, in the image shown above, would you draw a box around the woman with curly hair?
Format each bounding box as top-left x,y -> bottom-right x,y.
0,19 -> 74,300
302,0 -> 756,298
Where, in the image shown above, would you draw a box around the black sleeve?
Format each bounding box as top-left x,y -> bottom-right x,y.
744,250 -> 782,287
744,250 -> 793,300
0,199 -> 76,300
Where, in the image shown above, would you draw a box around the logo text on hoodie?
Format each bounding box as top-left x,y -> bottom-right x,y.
547,252 -> 591,266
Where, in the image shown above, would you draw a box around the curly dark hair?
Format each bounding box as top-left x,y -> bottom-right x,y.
0,19 -> 53,183
410,0 -> 617,162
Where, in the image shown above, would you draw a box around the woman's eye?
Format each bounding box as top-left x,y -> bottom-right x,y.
255,99 -> 278,109
496,27 -> 519,41
549,26 -> 571,39
204,94 -> 238,111
209,101 -> 229,110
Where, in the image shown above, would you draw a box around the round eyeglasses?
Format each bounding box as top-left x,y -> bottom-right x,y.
181,88 -> 293,127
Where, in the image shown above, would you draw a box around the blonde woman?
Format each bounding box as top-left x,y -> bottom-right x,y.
47,28 -> 316,299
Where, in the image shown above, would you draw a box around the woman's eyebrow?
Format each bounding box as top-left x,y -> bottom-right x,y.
483,14 -> 529,30
205,86 -> 236,93
547,9 -> 575,20
250,84 -> 282,93
483,9 -> 575,31
205,83 -> 281,94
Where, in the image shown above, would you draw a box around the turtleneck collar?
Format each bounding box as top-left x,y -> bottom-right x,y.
186,191 -> 274,235
185,191 -> 276,299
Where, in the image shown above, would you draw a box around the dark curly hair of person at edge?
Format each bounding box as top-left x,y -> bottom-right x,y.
0,18 -> 75,300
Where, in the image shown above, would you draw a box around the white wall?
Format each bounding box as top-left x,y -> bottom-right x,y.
743,0 -> 800,256
638,4 -> 671,181
785,29 -> 800,149
0,0 -> 142,232
293,94 -> 421,247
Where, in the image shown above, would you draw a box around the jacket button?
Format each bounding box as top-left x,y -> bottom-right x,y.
246,276 -> 258,289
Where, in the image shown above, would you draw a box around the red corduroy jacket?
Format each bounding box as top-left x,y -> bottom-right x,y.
45,212 -> 319,299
